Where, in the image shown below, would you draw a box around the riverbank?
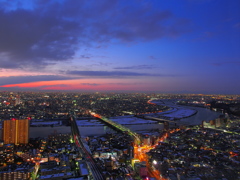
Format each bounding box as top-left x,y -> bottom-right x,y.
151,99 -> 222,125
16,99 -> 223,138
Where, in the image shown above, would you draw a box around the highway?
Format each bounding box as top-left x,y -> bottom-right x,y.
87,111 -> 182,179
90,112 -> 169,179
69,113 -> 104,180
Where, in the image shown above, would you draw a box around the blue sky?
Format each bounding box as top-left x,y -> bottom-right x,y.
0,0 -> 239,94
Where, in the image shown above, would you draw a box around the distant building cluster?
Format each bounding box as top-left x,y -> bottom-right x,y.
0,91 -> 170,124
202,114 -> 229,128
147,121 -> 240,180
0,91 -> 240,179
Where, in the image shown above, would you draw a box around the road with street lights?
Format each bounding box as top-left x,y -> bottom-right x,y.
69,113 -> 105,180
90,111 -> 170,180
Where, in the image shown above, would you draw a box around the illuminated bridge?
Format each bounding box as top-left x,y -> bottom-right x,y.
90,112 -> 141,145
140,115 -> 191,126
141,116 -> 175,123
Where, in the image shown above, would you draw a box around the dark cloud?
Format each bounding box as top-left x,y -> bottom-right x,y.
0,56 -> 19,69
66,70 -> 172,77
0,75 -> 77,86
0,0 -> 190,69
0,6 -> 79,67
67,70 -> 154,77
89,62 -> 112,67
114,65 -> 156,70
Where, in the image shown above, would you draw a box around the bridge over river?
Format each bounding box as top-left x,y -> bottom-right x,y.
138,115 -> 192,127
90,111 -> 141,145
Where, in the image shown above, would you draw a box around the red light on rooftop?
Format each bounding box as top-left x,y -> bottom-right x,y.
11,118 -> 16,121
27,117 -> 31,120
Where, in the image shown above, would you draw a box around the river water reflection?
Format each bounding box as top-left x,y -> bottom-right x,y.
29,123 -> 164,138
152,100 -> 222,125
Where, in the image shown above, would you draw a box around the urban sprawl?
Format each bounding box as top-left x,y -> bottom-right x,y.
0,92 -> 240,180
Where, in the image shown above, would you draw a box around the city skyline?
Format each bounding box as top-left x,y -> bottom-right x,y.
0,0 -> 239,94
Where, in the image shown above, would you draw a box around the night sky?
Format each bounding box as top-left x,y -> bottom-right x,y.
0,0 -> 239,94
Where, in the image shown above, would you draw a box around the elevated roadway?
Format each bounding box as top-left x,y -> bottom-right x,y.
138,115 -> 191,126
142,115 -> 175,123
90,112 -> 141,145
69,113 -> 104,180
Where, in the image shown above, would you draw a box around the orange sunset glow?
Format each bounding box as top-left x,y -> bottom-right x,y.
0,78 -> 152,91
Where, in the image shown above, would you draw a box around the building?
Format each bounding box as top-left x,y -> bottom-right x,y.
3,119 -> 29,145
0,170 -> 32,180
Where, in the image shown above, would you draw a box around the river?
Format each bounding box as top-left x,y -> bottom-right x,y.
152,99 -> 222,125
12,100 -> 222,138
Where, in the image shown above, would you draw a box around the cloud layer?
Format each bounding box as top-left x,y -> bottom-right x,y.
66,70 -> 159,77
0,75 -> 77,86
0,0 -> 189,69
114,65 -> 157,70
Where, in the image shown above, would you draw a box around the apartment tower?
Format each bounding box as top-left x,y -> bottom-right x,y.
3,119 -> 29,144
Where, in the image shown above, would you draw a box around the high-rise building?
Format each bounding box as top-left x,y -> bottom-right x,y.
3,119 -> 29,145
